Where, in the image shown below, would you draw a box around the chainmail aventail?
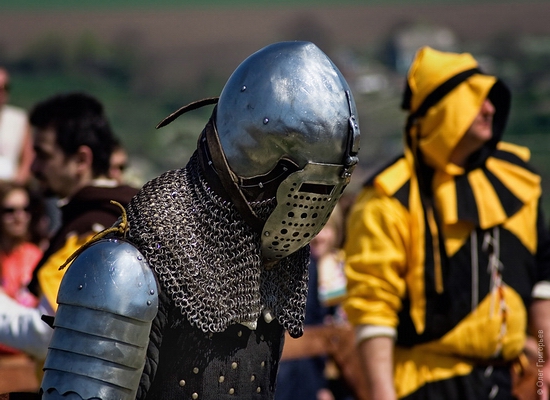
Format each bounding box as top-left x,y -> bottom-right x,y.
126,153 -> 309,338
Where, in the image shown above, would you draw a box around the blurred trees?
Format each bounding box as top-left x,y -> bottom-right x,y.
1,32 -> 220,183
1,26 -> 550,213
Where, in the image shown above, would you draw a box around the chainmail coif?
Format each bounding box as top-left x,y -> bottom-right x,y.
126,153 -> 309,338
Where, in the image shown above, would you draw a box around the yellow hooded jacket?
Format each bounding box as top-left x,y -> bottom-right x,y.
343,47 -> 548,398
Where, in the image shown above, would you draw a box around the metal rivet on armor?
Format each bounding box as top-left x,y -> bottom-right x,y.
219,375 -> 225,383
241,85 -> 246,92
250,375 -> 256,382
193,367 -> 199,374
237,331 -> 242,337
229,388 -> 235,395
260,361 -> 265,368
256,387 -> 261,393
147,300 -> 152,306
150,289 -> 155,295
179,380 -> 186,387
263,117 -> 269,124
78,284 -> 83,290
264,231 -> 270,237
260,335 -> 264,341
231,362 -> 238,370
192,393 -> 198,399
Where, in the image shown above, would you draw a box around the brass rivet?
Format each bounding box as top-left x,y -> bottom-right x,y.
250,375 -> 256,382
237,331 -> 242,337
260,361 -> 265,368
192,393 -> 198,399
257,387 -> 261,393
231,362 -> 238,369
193,367 -> 199,374
219,375 -> 225,383
179,380 -> 186,387
229,388 -> 235,395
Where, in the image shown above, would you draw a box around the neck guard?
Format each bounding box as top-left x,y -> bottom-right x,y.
126,154 -> 309,338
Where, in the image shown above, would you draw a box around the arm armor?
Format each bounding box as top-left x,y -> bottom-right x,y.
41,238 -> 158,400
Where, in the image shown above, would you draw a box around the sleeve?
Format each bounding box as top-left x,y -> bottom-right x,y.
38,233 -> 94,311
0,292 -> 54,360
532,200 -> 550,299
137,287 -> 169,400
343,187 -> 410,332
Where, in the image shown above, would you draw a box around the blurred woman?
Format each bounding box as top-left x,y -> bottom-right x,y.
276,204 -> 347,400
0,181 -> 43,308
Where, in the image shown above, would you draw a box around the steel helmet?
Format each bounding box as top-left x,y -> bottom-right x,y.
158,41 -> 360,265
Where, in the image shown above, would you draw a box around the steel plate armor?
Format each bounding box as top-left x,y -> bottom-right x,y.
41,238 -> 158,400
216,41 -> 359,177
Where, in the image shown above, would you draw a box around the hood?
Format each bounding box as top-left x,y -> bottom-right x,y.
62,184 -> 139,225
403,46 -> 510,173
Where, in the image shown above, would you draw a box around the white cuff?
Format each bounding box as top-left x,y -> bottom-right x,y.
532,281 -> 550,299
355,324 -> 396,344
0,292 -> 54,359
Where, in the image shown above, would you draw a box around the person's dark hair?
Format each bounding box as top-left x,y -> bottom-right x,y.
29,92 -> 116,177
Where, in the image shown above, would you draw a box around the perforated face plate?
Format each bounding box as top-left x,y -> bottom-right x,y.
260,162 -> 352,264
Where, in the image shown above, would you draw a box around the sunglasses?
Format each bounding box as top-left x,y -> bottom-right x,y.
2,205 -> 31,214
112,163 -> 127,172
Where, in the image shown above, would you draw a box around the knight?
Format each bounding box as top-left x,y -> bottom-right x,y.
40,41 -> 361,400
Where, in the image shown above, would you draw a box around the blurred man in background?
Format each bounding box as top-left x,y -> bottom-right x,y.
108,137 -> 128,184
0,92 -> 138,369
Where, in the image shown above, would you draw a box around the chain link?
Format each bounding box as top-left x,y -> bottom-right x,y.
126,153 -> 309,338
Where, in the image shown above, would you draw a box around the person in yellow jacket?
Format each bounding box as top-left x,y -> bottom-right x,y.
343,47 -> 550,399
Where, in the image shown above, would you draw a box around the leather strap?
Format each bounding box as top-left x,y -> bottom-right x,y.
203,119 -> 265,233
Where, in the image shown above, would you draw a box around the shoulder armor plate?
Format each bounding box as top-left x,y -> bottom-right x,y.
41,238 -> 158,400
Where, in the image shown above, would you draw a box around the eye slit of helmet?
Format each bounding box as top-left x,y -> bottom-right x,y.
298,183 -> 335,195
